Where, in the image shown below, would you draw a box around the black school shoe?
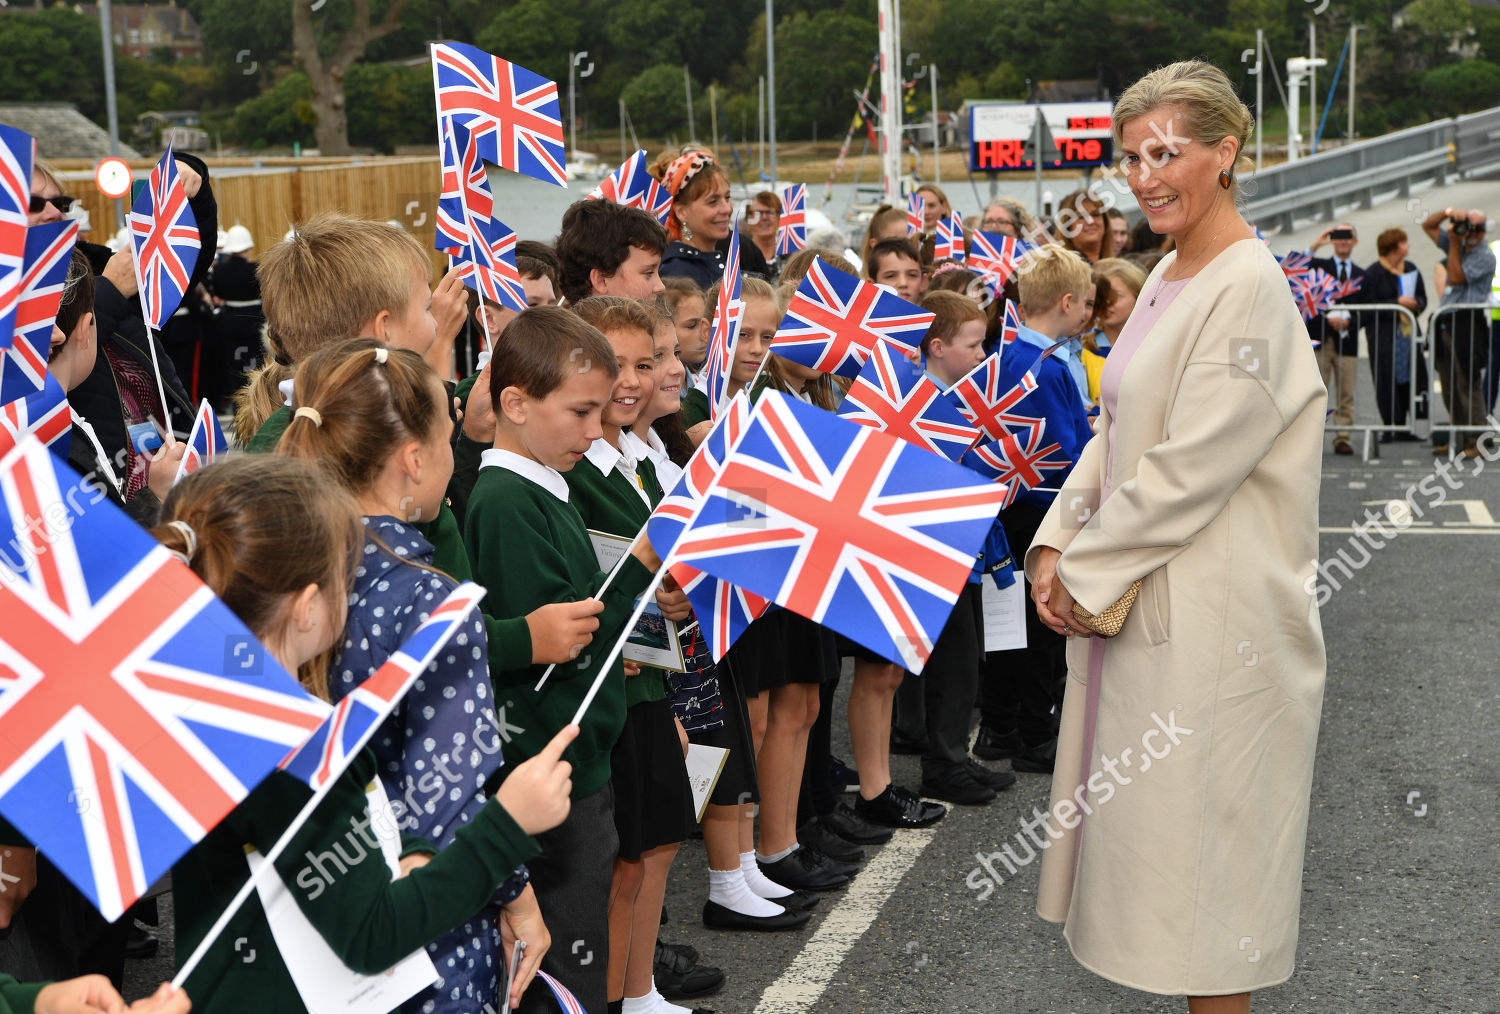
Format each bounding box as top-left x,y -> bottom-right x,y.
758,845 -> 854,891
829,755 -> 861,793
965,757 -> 1019,790
920,765 -> 998,805
822,801 -> 894,844
655,942 -> 724,999
798,818 -> 864,864
972,725 -> 1024,761
1011,738 -> 1058,774
855,783 -> 947,828
702,899 -> 810,932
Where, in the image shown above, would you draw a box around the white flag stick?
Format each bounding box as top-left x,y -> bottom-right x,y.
571,563 -> 672,727
533,546 -> 635,692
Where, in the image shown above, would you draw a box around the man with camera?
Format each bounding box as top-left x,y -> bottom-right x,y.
1421,207 -> 1496,457
1309,223 -> 1366,455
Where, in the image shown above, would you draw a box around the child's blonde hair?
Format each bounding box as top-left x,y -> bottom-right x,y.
233,212 -> 430,444
1016,246 -> 1093,317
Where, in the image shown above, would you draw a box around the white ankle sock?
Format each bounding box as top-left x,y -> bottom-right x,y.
622,982 -> 693,1014
708,866 -> 786,917
740,850 -> 795,900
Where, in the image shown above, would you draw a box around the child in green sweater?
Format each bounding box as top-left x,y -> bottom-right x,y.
155,456 -> 576,1014
569,297 -> 701,1013
463,306 -> 689,1014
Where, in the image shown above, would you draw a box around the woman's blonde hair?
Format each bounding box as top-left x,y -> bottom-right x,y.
153,456 -> 362,701
233,212 -> 430,444
1112,60 -> 1254,196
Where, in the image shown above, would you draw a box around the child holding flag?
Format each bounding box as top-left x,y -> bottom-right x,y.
157,457 -> 576,1013
276,338 -> 548,1014
464,307 -> 690,1014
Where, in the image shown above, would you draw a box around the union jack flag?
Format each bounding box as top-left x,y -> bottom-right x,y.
1290,267 -> 1341,322
0,437 -> 328,920
1276,250 -> 1313,280
964,418 -> 1071,502
2,219 -> 78,405
653,392 -> 1008,671
535,970 -> 587,1014
435,117 -> 494,255
0,373 -> 71,457
437,119 -> 528,312
588,149 -> 673,225
906,192 -> 925,236
837,341 -> 980,462
776,184 -> 807,256
968,230 -> 1021,287
281,583 -> 484,791
432,42 -> 567,188
0,124 -> 36,352
130,146 -> 201,329
646,393 -> 766,660
999,298 -> 1022,345
948,352 -> 1039,442
771,258 -> 931,378
934,212 -> 965,262
698,222 -> 744,420
171,399 -> 227,485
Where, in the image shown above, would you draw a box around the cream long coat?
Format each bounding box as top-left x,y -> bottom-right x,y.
1023,238 -> 1328,996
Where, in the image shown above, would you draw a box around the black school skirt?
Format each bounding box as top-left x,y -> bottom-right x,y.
727,609 -> 839,697
610,698 -> 695,860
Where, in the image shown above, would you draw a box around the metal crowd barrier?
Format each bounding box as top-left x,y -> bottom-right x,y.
1314,302 -> 1424,461
1427,302 -> 1499,455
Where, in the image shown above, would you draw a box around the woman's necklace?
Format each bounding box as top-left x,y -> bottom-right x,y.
1149,228 -> 1224,306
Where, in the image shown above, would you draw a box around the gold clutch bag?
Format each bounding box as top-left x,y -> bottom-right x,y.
1071,579 -> 1143,637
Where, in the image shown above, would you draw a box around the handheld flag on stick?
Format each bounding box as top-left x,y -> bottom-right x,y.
698,223 -> 745,420
949,351 -> 1041,442
964,418 -> 1070,504
776,184 -> 807,256
3,219 -> 78,405
172,399 -> 227,485
967,230 -> 1021,288
999,299 -> 1022,346
837,341 -> 981,462
934,212 -> 965,262
771,258 -> 932,378
129,145 -> 200,426
432,42 -> 567,188
0,437 -> 328,922
906,192 -> 925,236
0,373 -> 71,457
0,123 -> 34,353
438,119 -> 528,317
649,392 -> 1009,672
172,583 -> 486,987
589,150 -> 673,225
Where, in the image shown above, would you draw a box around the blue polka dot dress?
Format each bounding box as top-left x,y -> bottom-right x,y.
330,516 -> 528,1014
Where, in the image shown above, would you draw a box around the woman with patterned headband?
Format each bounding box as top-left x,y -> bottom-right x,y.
650,148 -> 768,288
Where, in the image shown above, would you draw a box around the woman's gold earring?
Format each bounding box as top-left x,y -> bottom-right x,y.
1219,170 -> 1232,190
682,221 -> 693,242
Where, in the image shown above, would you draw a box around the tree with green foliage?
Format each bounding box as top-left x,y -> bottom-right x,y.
620,63 -> 703,138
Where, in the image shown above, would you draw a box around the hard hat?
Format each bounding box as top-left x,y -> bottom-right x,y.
221,224 -> 255,254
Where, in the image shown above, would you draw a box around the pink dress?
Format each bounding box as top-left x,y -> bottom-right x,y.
1079,276 -> 1192,836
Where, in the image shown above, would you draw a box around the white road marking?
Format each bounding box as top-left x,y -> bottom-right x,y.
753,825 -> 942,1014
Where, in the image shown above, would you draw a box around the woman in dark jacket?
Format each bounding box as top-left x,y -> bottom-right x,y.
1362,227 -> 1429,435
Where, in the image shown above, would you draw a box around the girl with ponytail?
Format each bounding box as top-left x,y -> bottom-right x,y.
155,456 -> 576,1013
276,338 -> 551,1014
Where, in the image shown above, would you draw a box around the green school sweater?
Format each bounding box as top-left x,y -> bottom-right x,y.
174,750 -> 538,1014
564,448 -> 669,708
0,978 -> 42,1014
247,406 -> 533,668
681,388 -> 710,429
465,463 -> 653,798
